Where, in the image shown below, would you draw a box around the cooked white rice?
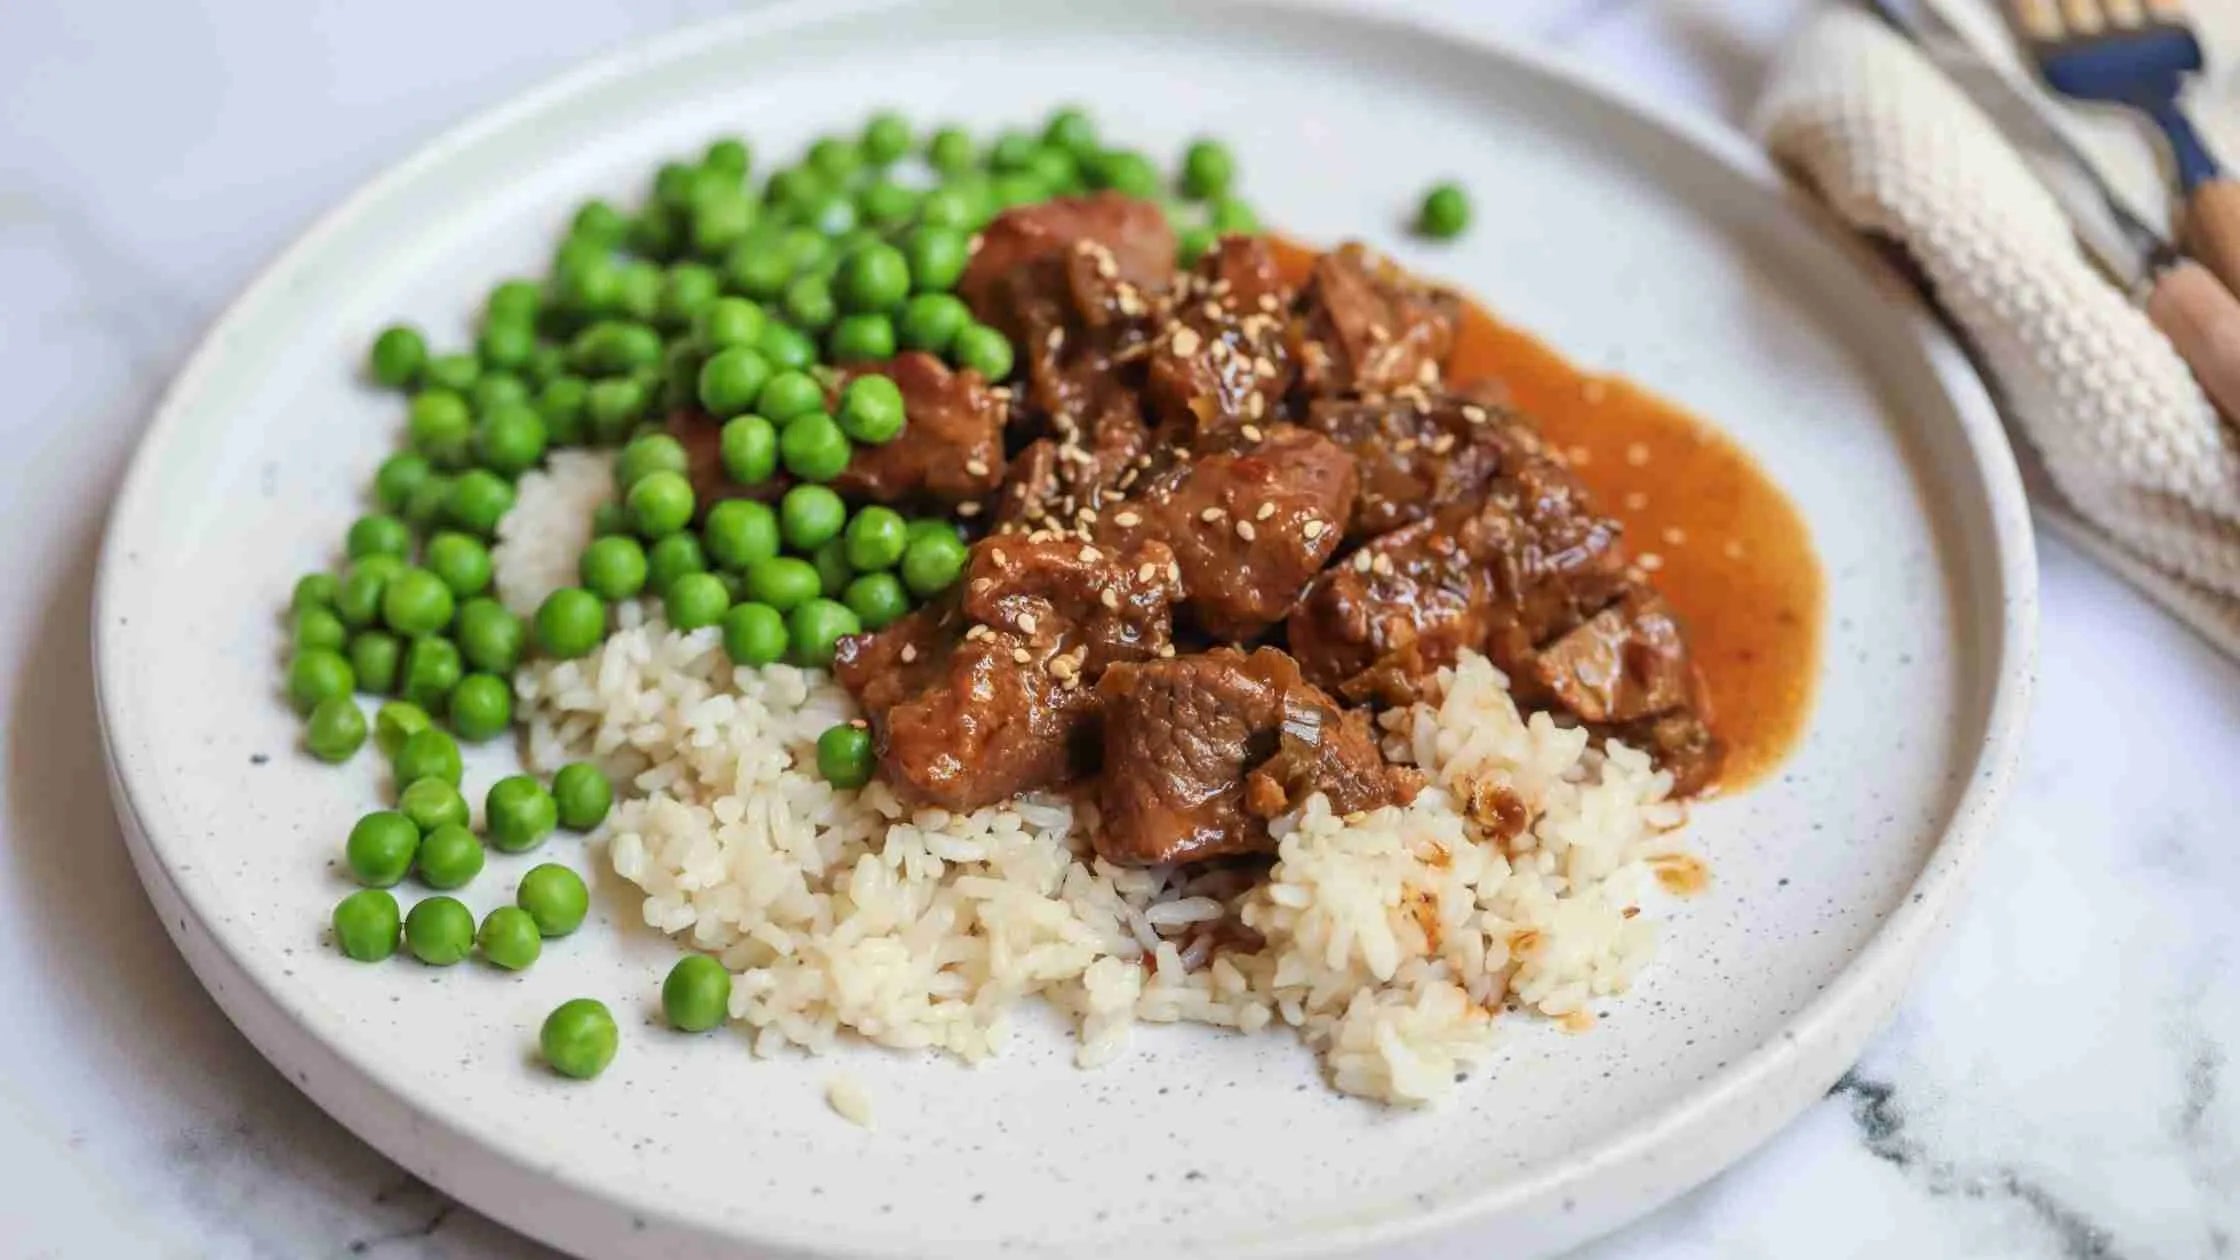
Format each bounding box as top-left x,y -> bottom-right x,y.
505,462 -> 1694,1106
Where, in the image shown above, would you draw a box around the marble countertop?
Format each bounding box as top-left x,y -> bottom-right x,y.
2,0 -> 2233,1255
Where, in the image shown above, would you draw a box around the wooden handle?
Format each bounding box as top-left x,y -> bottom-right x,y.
2182,179 -> 2240,299
2146,259 -> 2240,420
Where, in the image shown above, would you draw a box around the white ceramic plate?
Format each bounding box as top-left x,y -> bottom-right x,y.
94,2 -> 2037,1256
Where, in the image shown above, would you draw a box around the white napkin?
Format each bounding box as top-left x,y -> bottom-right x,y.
1753,6 -> 2240,656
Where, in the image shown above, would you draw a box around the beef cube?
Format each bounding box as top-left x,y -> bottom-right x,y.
1095,647 -> 1416,867
1289,243 -> 1460,399
1525,588 -> 1696,725
1098,426 -> 1356,641
957,193 -> 1175,339
831,352 -> 1009,510
1301,384 -> 1531,539
1143,236 -> 1295,449
832,533 -> 1182,811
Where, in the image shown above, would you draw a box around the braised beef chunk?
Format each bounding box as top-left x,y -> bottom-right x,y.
832,533 -> 1182,811
1098,426 -> 1357,641
1525,588 -> 1694,725
956,193 -> 1176,337
1143,236 -> 1295,449
1604,709 -> 1723,797
1287,444 -> 1631,704
1289,243 -> 1461,400
830,353 -> 1009,510
1095,647 -> 1416,866
1301,383 -> 1530,539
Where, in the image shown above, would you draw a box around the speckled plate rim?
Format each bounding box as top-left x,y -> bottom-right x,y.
93,1 -> 2039,1256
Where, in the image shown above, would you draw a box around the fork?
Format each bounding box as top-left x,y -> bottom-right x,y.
2004,0 -> 2240,293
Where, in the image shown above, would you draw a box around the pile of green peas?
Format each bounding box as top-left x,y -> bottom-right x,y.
305,106 -> 1282,1082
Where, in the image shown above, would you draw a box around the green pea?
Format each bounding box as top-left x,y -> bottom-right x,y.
408,390 -> 474,468
1178,225 -> 1215,268
613,434 -> 688,495
446,470 -> 515,537
455,598 -> 526,674
991,171 -> 1050,209
698,347 -> 773,418
287,649 -> 354,715
347,810 -> 420,887
858,179 -> 920,230
294,605 -> 348,653
810,537 -> 855,598
472,373 -> 532,420
518,862 -> 589,936
540,998 -> 618,1079
645,533 -> 707,594
835,244 -> 911,314
422,532 -> 492,599
333,555 -> 400,628
989,130 -> 1038,172
896,293 -> 971,354
816,722 -> 876,788
702,499 -> 780,572
659,262 -> 721,332
712,415 -> 777,487
415,824 -> 484,890
893,229 -> 965,298
685,191 -> 754,260
373,700 -> 431,760
699,297 -> 769,350
853,110 -> 908,164
704,135 -> 751,176
522,342 -> 566,389
571,199 -> 628,242
778,484 -> 846,550
424,351 -> 480,394
664,572 -> 730,631
842,569 -> 910,632
951,323 -> 1014,380
475,403 -> 547,476
392,725 -> 462,789
539,377 -> 591,446
552,762 -> 614,831
349,631 -> 402,694
572,534 -> 645,602
585,377 -> 649,444
836,375 -> 906,445
486,775 -> 559,853
779,414 -> 852,483
1416,181 -> 1469,239
615,261 -> 665,324
370,325 -> 427,389
926,127 -> 976,175
488,278 -> 545,324
568,321 -> 664,378
781,271 -> 840,333
911,515 -> 965,544
477,318 -> 537,374
380,567 -> 455,638
828,313 -> 895,363
803,192 -> 859,239
394,782 -> 464,843
478,905 -> 543,970
305,696 -> 369,763
917,185 -> 977,230
901,529 -> 970,597
535,588 -> 607,659
661,954 -> 733,1032
401,473 -> 456,531
448,673 -> 513,742
1209,197 -> 1259,235
720,602 -> 789,668
1024,146 -> 1079,193
1090,149 -> 1161,198
373,454 -> 432,514
399,635 -> 463,711
625,470 -> 695,539
1179,138 -> 1234,199
344,514 -> 409,562
743,557 -> 822,612
551,252 -> 621,316
292,572 -> 338,615
839,506 -> 907,572
756,321 -> 818,372
788,598 -> 861,668
756,370 -> 825,422
404,895 -> 476,966
333,889 -> 402,962
724,243 -> 792,302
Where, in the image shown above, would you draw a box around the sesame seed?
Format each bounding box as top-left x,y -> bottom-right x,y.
1354,551 -> 1374,572
1016,613 -> 1038,634
1200,300 -> 1222,321
1637,551 -> 1664,571
1138,562 -> 1158,582
1662,527 -> 1686,546
1303,519 -> 1326,540
1395,438 -> 1418,455
900,644 -> 918,663
1012,648 -> 1032,664
1113,510 -> 1141,528
1623,492 -> 1649,511
1583,378 -> 1610,404
1253,356 -> 1276,377
1100,587 -> 1120,610
1429,433 -> 1456,455
1240,424 -> 1263,443
965,459 -> 989,477
1372,553 -> 1394,576
1235,520 -> 1256,541
1200,506 -> 1225,523
1257,294 -> 1279,313
1625,443 -> 1650,467
1567,445 -> 1592,466
1461,405 -> 1488,425
966,624 -> 990,641
958,501 -> 983,517
1170,327 -> 1203,357
1157,644 -> 1176,658
971,577 -> 995,593
1051,655 -> 1078,679
1167,561 -> 1181,584
1246,393 -> 1266,419
1077,545 -> 1101,563
1416,360 -> 1438,384
1046,327 -> 1064,351
1255,502 -> 1275,521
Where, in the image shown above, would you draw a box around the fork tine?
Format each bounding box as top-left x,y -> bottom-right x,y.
2012,0 -> 2065,40
2061,0 -> 2105,35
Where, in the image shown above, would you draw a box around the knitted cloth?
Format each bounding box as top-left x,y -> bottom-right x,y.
1755,7 -> 2240,655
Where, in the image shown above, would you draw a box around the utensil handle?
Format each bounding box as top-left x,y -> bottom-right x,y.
2182,179 -> 2240,298
2147,258 -> 2240,419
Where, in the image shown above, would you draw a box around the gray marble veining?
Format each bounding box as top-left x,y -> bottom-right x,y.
0,1 -> 2231,1256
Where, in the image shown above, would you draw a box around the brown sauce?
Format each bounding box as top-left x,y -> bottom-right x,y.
1272,238 -> 1823,791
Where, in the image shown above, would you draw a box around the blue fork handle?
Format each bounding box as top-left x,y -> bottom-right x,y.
2143,98 -> 2225,192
